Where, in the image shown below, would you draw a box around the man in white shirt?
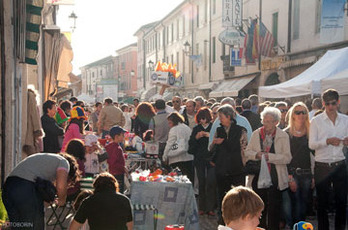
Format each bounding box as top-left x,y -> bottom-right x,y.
309,89 -> 348,230
172,96 -> 184,114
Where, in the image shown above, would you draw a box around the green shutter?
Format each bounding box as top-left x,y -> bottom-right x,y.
25,0 -> 43,65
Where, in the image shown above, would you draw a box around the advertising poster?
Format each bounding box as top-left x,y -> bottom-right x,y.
320,0 -> 345,44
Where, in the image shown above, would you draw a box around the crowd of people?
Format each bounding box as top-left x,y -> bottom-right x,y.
1,88 -> 348,230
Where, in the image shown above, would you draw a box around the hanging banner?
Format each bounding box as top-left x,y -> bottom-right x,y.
230,48 -> 242,66
320,0 -> 345,44
222,0 -> 242,28
47,0 -> 75,5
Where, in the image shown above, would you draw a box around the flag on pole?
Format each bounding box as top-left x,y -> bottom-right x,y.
244,19 -> 258,64
259,22 -> 275,57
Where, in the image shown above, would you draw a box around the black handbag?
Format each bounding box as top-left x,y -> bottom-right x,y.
244,133 -> 266,175
35,177 -> 57,202
244,160 -> 261,175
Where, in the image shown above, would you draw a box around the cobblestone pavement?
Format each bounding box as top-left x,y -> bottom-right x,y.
45,204 -> 343,230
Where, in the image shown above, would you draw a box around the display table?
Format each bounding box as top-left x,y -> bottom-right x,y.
125,156 -> 158,172
130,181 -> 199,230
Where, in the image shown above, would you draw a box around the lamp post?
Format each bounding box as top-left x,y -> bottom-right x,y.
146,60 -> 154,89
183,41 -> 191,56
69,11 -> 78,32
118,76 -> 121,101
148,60 -> 154,71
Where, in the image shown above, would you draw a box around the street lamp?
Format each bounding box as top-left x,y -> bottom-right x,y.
69,11 -> 78,32
148,60 -> 154,71
183,41 -> 191,56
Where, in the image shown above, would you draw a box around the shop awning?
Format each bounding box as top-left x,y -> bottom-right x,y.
198,82 -> 218,90
140,86 -> 157,101
25,0 -> 44,65
209,74 -> 258,98
55,87 -> 73,99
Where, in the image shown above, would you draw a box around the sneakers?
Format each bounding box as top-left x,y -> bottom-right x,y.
207,211 -> 216,216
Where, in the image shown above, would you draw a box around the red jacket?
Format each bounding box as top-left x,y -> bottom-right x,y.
105,142 -> 125,176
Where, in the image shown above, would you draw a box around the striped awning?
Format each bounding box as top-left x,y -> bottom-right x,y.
25,0 -> 43,65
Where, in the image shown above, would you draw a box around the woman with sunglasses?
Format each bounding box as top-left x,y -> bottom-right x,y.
284,102 -> 313,224
188,107 -> 216,216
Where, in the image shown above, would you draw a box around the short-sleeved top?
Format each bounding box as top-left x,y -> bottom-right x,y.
9,153 -> 69,182
74,189 -> 133,230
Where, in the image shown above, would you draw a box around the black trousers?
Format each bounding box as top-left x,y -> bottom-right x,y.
252,179 -> 282,230
195,161 -> 216,212
216,174 -> 245,224
315,161 -> 347,230
170,160 -> 194,185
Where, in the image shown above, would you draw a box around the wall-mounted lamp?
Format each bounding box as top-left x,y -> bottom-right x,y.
148,60 -> 154,71
130,70 -> 135,77
68,11 -> 78,32
183,41 -> 191,56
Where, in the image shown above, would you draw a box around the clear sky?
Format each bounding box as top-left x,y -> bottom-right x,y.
56,0 -> 184,75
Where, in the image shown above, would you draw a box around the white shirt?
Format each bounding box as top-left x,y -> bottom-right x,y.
309,111 -> 348,163
218,226 -> 233,230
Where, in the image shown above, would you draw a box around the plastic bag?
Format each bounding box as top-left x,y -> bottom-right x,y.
257,154 -> 272,189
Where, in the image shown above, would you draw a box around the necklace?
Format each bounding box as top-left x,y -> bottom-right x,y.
294,127 -> 304,135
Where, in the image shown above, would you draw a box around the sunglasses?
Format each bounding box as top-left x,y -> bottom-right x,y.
280,109 -> 288,113
294,110 -> 307,115
172,100 -> 180,103
325,101 -> 337,106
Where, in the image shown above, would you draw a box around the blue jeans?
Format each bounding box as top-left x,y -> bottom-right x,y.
292,174 -> 312,222
2,177 -> 44,230
282,189 -> 292,227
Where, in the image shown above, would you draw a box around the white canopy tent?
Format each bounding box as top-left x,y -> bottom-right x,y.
321,69 -> 348,95
259,47 -> 348,98
77,93 -> 96,104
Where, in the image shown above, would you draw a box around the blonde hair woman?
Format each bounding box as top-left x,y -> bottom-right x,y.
284,102 -> 314,224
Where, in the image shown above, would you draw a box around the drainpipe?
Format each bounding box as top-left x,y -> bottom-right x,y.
287,0 -> 292,53
0,0 -> 6,185
11,0 -> 19,166
258,0 -> 262,71
191,0 -> 194,84
208,0 -> 212,82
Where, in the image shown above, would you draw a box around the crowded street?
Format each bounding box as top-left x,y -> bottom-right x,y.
1,0 -> 348,230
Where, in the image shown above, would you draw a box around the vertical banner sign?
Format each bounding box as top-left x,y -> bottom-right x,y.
222,0 -> 233,28
232,0 -> 242,28
222,0 -> 242,28
320,0 -> 345,44
230,47 -> 242,66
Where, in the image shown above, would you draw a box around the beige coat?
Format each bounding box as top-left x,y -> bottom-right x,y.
98,104 -> 125,131
24,89 -> 43,154
245,127 -> 292,191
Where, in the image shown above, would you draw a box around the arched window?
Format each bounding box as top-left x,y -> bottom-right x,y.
265,73 -> 280,86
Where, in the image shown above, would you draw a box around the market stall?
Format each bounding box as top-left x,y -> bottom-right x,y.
131,180 -> 199,230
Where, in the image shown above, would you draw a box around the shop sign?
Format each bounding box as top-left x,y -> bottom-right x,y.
261,57 -> 285,71
219,28 -> 244,46
222,0 -> 242,28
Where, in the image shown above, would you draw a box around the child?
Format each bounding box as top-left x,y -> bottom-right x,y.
105,125 -> 127,193
218,186 -> 264,230
84,134 -> 104,177
61,106 -> 86,152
